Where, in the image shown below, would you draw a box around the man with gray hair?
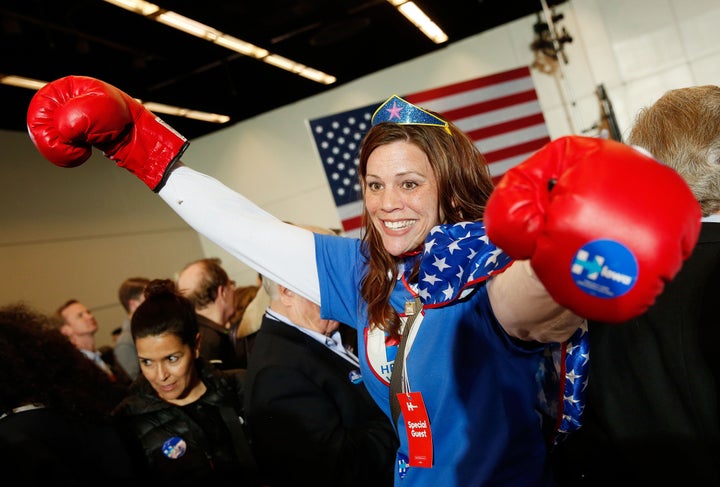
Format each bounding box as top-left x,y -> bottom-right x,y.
243,226 -> 397,487
552,85 -> 720,486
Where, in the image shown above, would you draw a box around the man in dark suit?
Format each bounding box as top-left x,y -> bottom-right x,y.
244,272 -> 398,487
176,257 -> 243,370
551,85 -> 720,486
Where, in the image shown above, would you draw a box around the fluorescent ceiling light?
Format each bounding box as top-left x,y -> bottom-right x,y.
0,75 -> 46,90
386,0 -> 448,44
103,0 -> 336,84
139,101 -> 230,123
0,75 -> 230,124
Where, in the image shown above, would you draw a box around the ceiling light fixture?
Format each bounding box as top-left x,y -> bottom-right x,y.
103,0 -> 337,85
386,0 -> 448,44
0,75 -> 46,91
0,74 -> 231,124
139,101 -> 230,123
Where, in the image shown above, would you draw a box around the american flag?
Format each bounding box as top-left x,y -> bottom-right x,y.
308,66 -> 550,238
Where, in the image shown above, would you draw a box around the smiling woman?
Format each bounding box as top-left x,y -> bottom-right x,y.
28,76 -> 700,487
111,279 -> 262,487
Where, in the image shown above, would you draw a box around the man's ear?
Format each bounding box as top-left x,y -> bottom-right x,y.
213,284 -> 225,303
128,297 -> 142,314
277,284 -> 295,306
59,323 -> 72,338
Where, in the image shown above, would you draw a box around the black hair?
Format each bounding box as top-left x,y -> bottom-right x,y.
0,303 -> 122,419
131,279 -> 199,348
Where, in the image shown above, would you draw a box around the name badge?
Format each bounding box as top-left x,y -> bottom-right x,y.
397,391 -> 433,468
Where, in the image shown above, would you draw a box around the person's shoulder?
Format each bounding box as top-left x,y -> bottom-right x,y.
197,315 -> 228,335
254,320 -> 313,353
314,232 -> 362,253
112,378 -> 164,416
700,220 -> 720,239
203,364 -> 246,401
200,358 -> 244,382
215,367 -> 246,382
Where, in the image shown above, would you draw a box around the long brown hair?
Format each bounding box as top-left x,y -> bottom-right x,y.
358,118 -> 494,337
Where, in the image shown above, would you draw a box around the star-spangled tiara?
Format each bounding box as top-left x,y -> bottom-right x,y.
371,94 -> 451,134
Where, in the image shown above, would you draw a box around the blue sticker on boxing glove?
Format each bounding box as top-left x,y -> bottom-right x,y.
571,239 -> 637,298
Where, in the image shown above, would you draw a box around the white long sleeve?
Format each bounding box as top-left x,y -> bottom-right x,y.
158,164 -> 322,304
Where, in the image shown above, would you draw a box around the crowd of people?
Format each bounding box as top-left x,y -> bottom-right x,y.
1,77 -> 715,486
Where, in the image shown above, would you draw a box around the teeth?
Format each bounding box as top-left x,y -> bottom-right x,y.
384,220 -> 413,230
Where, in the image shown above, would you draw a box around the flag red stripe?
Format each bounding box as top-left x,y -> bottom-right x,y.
466,112 -> 547,141
484,136 -> 551,164
342,214 -> 363,231
404,66 -> 531,104
442,90 -> 539,121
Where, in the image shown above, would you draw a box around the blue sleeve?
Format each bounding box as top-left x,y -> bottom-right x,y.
314,234 -> 367,331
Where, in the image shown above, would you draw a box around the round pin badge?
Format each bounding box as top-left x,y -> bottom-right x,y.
162,436 -> 187,459
348,369 -> 363,384
570,239 -> 637,298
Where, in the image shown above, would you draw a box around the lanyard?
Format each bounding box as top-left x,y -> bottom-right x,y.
389,295 -> 423,430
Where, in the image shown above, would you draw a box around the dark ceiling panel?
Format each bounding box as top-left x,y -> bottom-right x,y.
1,0 -> 566,139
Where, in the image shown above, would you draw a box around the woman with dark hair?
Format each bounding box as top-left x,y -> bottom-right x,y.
0,303 -> 139,486
112,279 -> 260,487
29,78 -> 701,487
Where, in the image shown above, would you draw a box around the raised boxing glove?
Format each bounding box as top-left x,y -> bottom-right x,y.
484,135 -> 701,323
27,76 -> 188,192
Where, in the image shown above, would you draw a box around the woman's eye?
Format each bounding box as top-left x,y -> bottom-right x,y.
402,181 -> 418,190
367,182 -> 382,191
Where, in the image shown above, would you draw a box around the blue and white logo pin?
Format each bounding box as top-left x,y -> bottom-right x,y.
397,452 -> 410,479
348,369 -> 363,384
571,239 -> 637,298
162,436 -> 187,459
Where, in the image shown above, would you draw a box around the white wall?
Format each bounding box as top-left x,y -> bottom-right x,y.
0,134 -> 206,345
3,0 -> 719,345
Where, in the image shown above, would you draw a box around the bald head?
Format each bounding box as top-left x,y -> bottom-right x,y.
177,258 -> 235,324
177,261 -> 205,299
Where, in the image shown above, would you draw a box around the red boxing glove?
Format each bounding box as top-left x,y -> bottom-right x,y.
484,135 -> 701,323
27,76 -> 188,192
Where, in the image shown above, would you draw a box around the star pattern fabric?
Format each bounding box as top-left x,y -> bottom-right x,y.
554,323 -> 589,442
414,221 -> 513,307
414,221 -> 589,446
537,323 -> 590,447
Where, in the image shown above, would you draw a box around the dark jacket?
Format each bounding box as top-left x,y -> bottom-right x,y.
552,222 -> 720,486
112,359 -> 259,487
244,313 -> 398,487
0,406 -> 139,486
197,314 -> 244,370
